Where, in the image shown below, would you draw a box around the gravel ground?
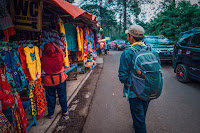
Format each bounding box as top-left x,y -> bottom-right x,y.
53,64 -> 103,133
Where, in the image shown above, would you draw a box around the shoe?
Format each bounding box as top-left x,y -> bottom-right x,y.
48,114 -> 54,119
63,110 -> 69,116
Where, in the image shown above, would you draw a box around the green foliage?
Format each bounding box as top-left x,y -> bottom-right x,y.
81,4 -> 117,38
144,0 -> 200,41
80,0 -> 142,40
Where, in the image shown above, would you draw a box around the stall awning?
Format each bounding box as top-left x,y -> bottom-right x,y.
92,15 -> 98,22
50,0 -> 92,20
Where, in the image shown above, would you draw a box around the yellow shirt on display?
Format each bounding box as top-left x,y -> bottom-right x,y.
59,18 -> 65,34
24,46 -> 41,81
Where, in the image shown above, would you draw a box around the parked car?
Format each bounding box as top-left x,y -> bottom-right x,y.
113,40 -> 126,50
172,27 -> 200,82
143,35 -> 174,61
117,43 -> 126,50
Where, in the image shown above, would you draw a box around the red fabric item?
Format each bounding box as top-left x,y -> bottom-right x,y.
76,51 -> 82,57
16,93 -> 27,133
0,68 -> 14,109
41,43 -> 64,75
84,40 -> 89,56
93,38 -> 96,49
61,37 -> 65,47
3,27 -> 16,41
18,47 -> 32,81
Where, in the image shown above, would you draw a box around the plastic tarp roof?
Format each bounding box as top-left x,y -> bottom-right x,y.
51,0 -> 94,20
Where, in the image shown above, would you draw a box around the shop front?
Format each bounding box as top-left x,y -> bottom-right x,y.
0,0 -> 98,132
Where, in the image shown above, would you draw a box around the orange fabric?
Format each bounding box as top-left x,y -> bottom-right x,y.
89,42 -> 93,52
76,27 -> 85,61
34,78 -> 47,116
18,47 -> 32,81
43,67 -> 68,86
84,40 -> 89,56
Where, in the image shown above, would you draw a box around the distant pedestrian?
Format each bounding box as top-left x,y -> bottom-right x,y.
103,43 -> 107,55
41,42 -> 68,119
107,43 -> 110,54
118,25 -> 162,133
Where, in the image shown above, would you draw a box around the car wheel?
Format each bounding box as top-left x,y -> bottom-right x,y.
176,64 -> 190,83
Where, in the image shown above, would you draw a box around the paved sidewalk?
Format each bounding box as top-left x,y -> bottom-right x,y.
29,56 -> 103,133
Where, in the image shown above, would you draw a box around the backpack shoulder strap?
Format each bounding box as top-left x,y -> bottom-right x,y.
128,45 -> 141,53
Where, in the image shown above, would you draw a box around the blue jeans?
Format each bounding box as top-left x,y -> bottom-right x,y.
129,97 -> 150,133
45,80 -> 67,116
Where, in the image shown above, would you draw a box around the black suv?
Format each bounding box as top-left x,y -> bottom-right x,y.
143,35 -> 174,61
173,27 -> 200,82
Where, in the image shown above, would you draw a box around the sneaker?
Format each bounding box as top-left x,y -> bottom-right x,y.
63,110 -> 69,116
48,114 -> 54,119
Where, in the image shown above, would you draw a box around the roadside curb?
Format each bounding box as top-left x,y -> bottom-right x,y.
46,56 -> 104,133
45,70 -> 94,133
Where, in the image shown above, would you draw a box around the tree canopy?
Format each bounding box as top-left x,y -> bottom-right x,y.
79,0 -> 200,41
144,1 -> 200,41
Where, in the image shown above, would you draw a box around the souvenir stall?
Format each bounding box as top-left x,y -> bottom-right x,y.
69,15 -> 98,74
0,0 -> 47,132
0,0 -> 98,132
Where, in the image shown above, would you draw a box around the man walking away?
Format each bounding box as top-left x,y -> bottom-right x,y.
118,25 -> 154,133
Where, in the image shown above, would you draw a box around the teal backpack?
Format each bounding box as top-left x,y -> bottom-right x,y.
126,45 -> 163,101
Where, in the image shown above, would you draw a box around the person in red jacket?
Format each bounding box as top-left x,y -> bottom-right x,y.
41,42 -> 68,119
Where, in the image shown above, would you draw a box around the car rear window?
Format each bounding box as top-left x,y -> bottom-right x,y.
177,33 -> 193,46
190,33 -> 200,48
143,37 -> 170,44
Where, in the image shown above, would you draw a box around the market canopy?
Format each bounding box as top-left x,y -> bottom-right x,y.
50,0 -> 96,21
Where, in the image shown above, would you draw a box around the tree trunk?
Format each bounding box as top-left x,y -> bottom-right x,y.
123,0 -> 127,32
99,0 -> 103,27
119,13 -> 122,35
111,26 -> 112,39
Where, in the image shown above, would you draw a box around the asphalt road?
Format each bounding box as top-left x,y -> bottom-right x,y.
82,51 -> 200,133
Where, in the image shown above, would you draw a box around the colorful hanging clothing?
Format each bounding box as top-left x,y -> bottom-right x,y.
0,112 -> 12,133
28,81 -> 37,116
84,40 -> 89,57
0,68 -> 14,109
89,41 -> 93,53
0,0 -> 16,41
59,18 -> 65,35
76,27 -> 85,61
24,46 -> 41,81
76,26 -> 82,51
0,50 -> 27,92
92,50 -> 97,60
64,23 -> 78,51
18,47 -> 32,81
64,43 -> 70,67
34,78 -> 46,118
58,19 -> 69,67
14,93 -> 27,133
